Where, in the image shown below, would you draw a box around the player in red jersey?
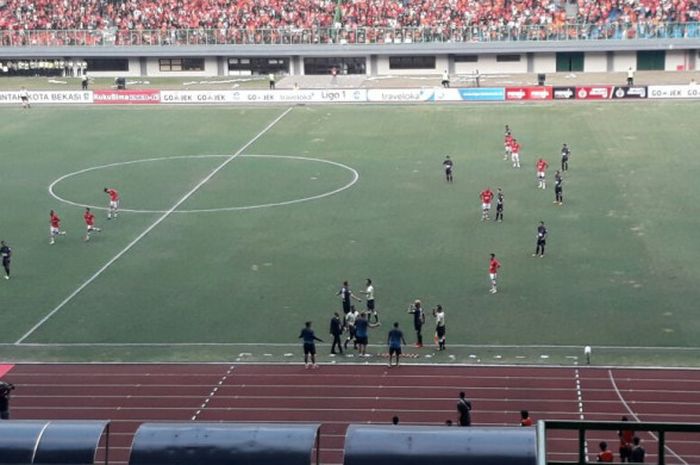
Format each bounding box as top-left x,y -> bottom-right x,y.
504,134 -> 513,161
480,188 -> 494,221
536,158 -> 549,189
511,139 -> 521,168
49,210 -> 66,245
104,188 -> 120,219
83,208 -> 102,241
489,253 -> 501,294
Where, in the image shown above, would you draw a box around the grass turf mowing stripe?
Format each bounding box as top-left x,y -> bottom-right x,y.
14,107 -> 294,345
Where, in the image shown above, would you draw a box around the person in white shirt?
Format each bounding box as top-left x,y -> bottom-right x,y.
19,87 -> 30,109
343,306 -> 359,350
362,278 -> 378,323
441,70 -> 450,88
627,67 -> 634,86
433,305 -> 446,351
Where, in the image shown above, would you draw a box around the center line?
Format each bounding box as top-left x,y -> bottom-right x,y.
15,107 -> 294,345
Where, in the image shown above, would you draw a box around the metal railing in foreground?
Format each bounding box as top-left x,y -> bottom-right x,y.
0,21 -> 698,47
537,420 -> 700,465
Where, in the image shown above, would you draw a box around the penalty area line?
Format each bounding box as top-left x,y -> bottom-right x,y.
14,106 -> 294,345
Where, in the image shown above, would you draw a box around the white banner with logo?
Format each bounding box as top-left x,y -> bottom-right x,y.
0,91 -> 93,104
648,85 -> 700,99
162,89 -> 367,103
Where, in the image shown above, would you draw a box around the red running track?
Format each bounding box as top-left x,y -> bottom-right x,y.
2,364 -> 700,465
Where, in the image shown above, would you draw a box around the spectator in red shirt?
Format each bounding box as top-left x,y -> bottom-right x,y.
618,416 -> 635,462
597,441 -> 614,462
520,410 -> 533,426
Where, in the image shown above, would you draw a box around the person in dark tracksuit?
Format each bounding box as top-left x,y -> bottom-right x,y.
457,391 -> 472,426
329,313 -> 344,355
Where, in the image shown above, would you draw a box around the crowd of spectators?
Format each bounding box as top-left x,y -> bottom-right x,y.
0,0 -> 698,46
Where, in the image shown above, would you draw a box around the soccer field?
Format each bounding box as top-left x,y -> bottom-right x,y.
1,102 -> 699,365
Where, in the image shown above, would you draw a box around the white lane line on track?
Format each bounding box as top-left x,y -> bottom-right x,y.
608,369 -> 689,465
574,368 -> 589,458
192,365 -> 234,421
15,107 -> 293,345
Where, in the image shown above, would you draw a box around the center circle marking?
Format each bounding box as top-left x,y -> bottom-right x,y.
48,154 -> 359,213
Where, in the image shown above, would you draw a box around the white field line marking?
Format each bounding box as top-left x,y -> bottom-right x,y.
608,369 -> 689,465
15,107 -> 293,345
9,342 -> 700,351
48,154 -> 359,213
192,365 -> 234,420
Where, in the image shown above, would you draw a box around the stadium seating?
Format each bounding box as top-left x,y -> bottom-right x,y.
0,0 -> 698,46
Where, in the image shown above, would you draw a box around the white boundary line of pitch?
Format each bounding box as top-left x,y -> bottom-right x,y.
8,342 -> 700,351
15,107 -> 294,345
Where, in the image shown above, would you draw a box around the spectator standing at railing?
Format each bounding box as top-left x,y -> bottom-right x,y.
618,416 -> 634,462
627,67 -> 635,85
629,437 -> 645,463
0,381 -> 14,419
82,73 -> 89,90
268,72 -> 276,89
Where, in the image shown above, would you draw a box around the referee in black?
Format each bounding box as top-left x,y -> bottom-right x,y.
1,241 -> 11,280
554,171 -> 564,206
561,143 -> 570,171
495,188 -> 504,222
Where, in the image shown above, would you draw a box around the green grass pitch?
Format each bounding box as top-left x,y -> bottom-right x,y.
1,102 -> 699,365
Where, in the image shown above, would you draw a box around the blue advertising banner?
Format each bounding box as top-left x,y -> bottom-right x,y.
458,87 -> 505,101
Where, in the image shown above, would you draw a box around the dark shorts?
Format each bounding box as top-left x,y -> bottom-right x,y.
367,299 -> 375,311
436,326 -> 446,338
20,96 -> 28,102
303,343 -> 316,355
445,168 -> 452,175
555,187 -> 562,193
537,239 -> 546,246
414,321 -> 423,331
347,325 -> 356,338
342,300 -> 351,314
389,346 -> 401,356
355,335 -> 368,345
2,258 -> 9,267
496,204 -> 503,212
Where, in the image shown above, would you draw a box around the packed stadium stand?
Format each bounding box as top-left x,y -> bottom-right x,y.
0,0 -> 698,46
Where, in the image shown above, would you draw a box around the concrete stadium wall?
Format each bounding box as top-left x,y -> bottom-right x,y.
4,46 -> 698,77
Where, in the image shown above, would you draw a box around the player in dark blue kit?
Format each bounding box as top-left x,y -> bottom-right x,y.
387,322 -> 406,367
554,170 -> 564,205
561,144 -> 570,171
407,300 -> 426,347
1,241 -> 11,280
495,188 -> 504,222
299,321 -> 323,369
443,156 -> 454,183
337,280 -> 362,314
534,221 -> 548,258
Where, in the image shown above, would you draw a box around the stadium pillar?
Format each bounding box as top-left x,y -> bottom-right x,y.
447,54 -> 455,75
527,53 -> 535,73
217,57 -> 225,76
606,52 -> 614,72
369,55 -> 378,76
139,57 -> 148,76
688,51 -> 696,71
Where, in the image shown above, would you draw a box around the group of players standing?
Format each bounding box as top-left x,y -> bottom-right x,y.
48,188 -> 120,245
1,187 -> 119,281
443,125 -> 573,294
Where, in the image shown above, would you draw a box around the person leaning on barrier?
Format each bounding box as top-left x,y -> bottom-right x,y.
0,381 -> 15,420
